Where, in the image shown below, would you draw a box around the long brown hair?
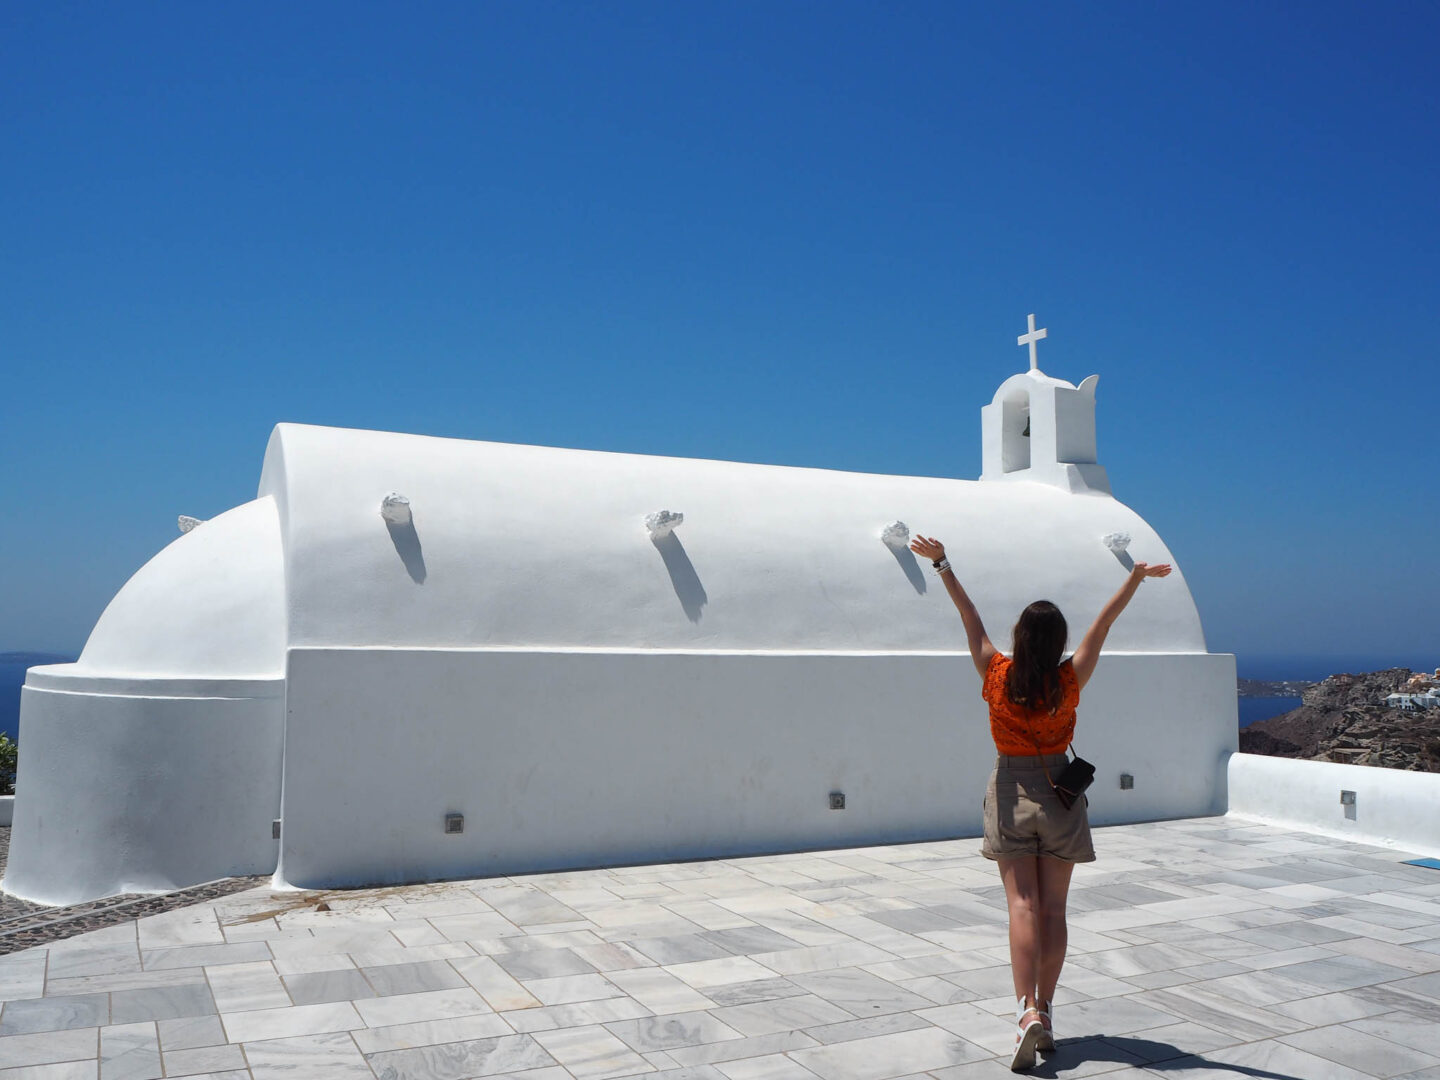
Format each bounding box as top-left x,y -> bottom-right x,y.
1007,600 -> 1069,712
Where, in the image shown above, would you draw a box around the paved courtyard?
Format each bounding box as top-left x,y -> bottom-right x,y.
2,816 -> 1440,1080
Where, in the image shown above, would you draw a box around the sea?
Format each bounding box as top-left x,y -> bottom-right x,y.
3,650 -> 1431,742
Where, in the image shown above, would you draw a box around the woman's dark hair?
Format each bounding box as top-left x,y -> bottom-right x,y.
1007,600 -> 1069,712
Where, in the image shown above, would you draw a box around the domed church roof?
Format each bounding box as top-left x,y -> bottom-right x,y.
72,496 -> 285,678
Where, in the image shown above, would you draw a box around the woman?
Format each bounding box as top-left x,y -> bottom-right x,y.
908,534 -> 1170,1072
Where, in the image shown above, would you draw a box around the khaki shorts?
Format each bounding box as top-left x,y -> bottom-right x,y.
982,753 -> 1095,863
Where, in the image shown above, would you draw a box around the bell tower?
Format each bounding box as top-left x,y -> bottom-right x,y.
980,314 -> 1111,495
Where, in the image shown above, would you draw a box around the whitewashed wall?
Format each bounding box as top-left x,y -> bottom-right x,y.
1228,753 -> 1440,859
5,679 -> 284,905
277,649 -> 1235,889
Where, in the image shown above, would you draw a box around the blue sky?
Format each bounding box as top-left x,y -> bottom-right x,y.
3,1 -> 1437,675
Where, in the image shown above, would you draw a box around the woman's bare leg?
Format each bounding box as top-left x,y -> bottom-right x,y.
1035,856 -> 1075,1005
997,856 -> 1041,1005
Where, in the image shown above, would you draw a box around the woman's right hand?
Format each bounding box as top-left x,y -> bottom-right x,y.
910,535 -> 946,562
1132,562 -> 1173,579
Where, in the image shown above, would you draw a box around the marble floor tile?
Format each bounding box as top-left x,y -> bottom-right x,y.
0,1062 -> 100,1080
501,995 -> 651,1033
155,1015 -> 227,1052
160,1041 -> 246,1076
98,1021 -> 161,1080
0,1027 -> 98,1070
1325,936 -> 1440,975
1347,1015 -> 1440,1059
353,987 -> 490,1028
1102,1019 -> 1241,1062
449,955 -> 542,1012
1269,989 -> 1391,1027
244,1030 -> 374,1079
1155,1037 -> 1376,1080
788,968 -> 933,1018
603,1010 -> 746,1052
630,935 -> 735,966
664,958 -> 781,991
349,942 -> 474,969
43,946 -> 141,982
0,995 -> 108,1036
1391,972 -> 1440,1003
0,956 -> 47,1005
707,993 -> 852,1037
361,960 -> 468,998
141,942 -> 272,972
787,1025 -> 989,1079
916,1002 -> 1021,1057
365,1032 -> 556,1079
1187,968 -> 1330,1008
800,1010 -> 932,1046
700,927 -> 804,956
482,888 -> 588,927
665,1030 -> 819,1068
281,967 -> 375,1005
109,984 -> 216,1025
134,908 -> 223,951
493,946 -> 599,980
751,941 -> 898,977
350,1011 -> 514,1055
1271,954 -> 1418,993
568,940 -> 654,973
1066,943 -> 1214,979
602,968 -> 716,1014
204,961 -> 290,1012
531,1023 -> 655,1078
7,822 -> 1440,1080
220,1000 -> 365,1044
521,973 -> 623,1006
715,1055 -> 823,1080
702,978 -> 808,1008
1280,1022 -> 1440,1077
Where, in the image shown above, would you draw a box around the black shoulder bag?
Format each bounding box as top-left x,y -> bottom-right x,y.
1044,746 -> 1095,811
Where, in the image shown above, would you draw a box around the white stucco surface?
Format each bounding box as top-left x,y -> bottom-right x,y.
1227,752 -> 1440,859
276,649 -> 1235,889
8,357 -> 1241,904
256,423 -> 1201,654
74,495 -> 285,678
5,680 -> 284,905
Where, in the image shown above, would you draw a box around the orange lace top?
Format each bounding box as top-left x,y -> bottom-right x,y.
982,653 -> 1079,755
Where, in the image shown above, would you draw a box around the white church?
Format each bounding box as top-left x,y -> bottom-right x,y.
6,318 -> 1237,906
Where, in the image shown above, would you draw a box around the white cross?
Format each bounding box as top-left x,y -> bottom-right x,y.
1017,313 -> 1047,371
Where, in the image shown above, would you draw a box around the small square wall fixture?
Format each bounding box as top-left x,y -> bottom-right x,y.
444,813 -> 464,834
1119,773 -> 1134,790
829,792 -> 846,810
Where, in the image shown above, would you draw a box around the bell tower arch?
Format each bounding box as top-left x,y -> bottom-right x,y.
980,314 -> 1111,495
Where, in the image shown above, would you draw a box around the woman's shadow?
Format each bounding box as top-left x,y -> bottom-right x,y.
1028,1035 -> 1304,1080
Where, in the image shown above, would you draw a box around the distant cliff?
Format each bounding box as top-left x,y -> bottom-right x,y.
1239,668 -> 1440,772
1237,677 -> 1315,698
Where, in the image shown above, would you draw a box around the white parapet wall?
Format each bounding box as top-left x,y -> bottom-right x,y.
276,648 -> 1236,890
1228,752 -> 1440,859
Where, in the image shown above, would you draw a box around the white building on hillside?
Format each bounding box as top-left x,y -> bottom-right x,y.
6,317 -> 1237,905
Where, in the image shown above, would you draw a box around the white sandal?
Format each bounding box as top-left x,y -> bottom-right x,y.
1010,997 -> 1044,1072
1036,999 -> 1054,1053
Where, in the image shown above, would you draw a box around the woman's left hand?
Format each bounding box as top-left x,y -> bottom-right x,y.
1132,562 -> 1172,579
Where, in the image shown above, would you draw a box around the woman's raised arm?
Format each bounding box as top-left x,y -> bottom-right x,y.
909,535 -> 998,676
1070,562 -> 1172,689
